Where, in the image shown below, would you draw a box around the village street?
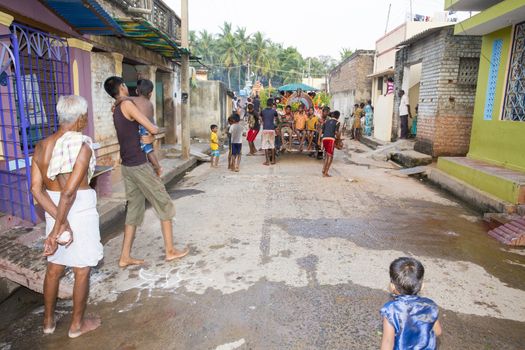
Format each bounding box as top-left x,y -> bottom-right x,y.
1,141 -> 524,350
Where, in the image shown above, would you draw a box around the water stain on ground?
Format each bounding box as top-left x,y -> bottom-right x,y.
270,198 -> 525,291
2,281 -> 524,350
168,188 -> 205,200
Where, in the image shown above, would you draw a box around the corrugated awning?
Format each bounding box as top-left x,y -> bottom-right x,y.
40,0 -> 124,36
367,68 -> 395,78
115,17 -> 190,59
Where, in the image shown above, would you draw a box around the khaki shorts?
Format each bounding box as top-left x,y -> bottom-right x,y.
121,163 -> 175,226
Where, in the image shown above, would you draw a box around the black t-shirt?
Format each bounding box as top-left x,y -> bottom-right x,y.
247,111 -> 260,130
253,98 -> 261,112
322,118 -> 340,138
261,108 -> 277,130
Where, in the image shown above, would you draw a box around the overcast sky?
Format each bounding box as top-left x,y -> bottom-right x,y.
166,0 -> 466,58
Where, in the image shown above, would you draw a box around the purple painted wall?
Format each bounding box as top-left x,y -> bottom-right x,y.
1,0 -> 77,36
70,48 -> 95,138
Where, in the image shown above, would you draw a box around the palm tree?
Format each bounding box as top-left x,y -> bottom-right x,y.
235,27 -> 251,91
197,30 -> 215,64
219,22 -> 232,39
250,31 -> 269,81
340,48 -> 353,61
218,33 -> 238,89
279,47 -> 304,84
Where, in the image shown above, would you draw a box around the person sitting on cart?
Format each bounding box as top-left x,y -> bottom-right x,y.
294,103 -> 308,152
280,105 -> 294,152
306,107 -> 319,151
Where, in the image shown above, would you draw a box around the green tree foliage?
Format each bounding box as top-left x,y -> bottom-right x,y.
190,23 -> 343,92
340,48 -> 354,61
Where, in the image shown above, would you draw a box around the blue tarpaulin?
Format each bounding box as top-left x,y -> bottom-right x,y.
41,0 -> 124,35
277,83 -> 318,92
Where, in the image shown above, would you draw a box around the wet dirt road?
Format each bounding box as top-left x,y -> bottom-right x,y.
1,142 -> 525,349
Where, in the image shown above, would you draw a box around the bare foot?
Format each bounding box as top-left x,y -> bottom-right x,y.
43,318 -> 56,335
154,167 -> 163,177
271,161 -> 276,165
165,246 -> 190,261
118,257 -> 145,268
68,315 -> 101,338
263,162 -> 269,166
323,173 -> 331,177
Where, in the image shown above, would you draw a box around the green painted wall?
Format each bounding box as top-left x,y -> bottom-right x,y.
468,26 -> 525,172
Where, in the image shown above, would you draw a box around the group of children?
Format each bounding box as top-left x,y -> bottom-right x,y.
209,113 -> 243,172
277,104 -> 320,153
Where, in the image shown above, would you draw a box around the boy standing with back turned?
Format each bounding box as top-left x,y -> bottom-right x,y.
380,257 -> 442,350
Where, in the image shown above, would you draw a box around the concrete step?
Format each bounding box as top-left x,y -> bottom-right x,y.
391,150 -> 433,168
0,227 -> 73,298
488,217 -> 525,246
359,135 -> 385,150
428,168 -> 517,214
438,157 -> 525,205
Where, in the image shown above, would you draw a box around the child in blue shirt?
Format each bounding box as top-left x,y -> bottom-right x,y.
135,79 -> 162,177
380,257 -> 442,350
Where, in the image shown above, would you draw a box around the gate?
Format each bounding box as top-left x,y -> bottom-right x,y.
0,24 -> 71,223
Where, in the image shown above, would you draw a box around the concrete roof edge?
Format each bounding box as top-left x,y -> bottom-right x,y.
329,49 -> 375,76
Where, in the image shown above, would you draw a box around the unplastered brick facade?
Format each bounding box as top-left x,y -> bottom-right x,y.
329,50 -> 374,119
394,27 -> 482,156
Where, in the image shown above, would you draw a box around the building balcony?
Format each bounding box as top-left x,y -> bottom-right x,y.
452,0 -> 525,35
444,0 -> 502,11
111,0 -> 181,41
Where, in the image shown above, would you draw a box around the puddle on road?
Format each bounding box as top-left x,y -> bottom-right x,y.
270,198 -> 525,291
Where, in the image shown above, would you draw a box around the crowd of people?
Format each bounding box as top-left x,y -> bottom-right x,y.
211,97 -> 344,177
29,79 -> 442,349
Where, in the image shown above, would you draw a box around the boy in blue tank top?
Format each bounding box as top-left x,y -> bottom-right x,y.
380,257 -> 442,350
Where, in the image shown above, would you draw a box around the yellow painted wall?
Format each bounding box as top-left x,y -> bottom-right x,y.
468,26 -> 525,172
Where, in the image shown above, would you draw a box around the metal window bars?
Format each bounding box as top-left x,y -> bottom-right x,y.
503,22 -> 525,122
0,24 -> 71,223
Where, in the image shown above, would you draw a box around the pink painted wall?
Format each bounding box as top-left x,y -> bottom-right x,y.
1,0 -> 77,36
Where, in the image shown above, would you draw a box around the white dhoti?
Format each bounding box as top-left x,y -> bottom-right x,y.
45,189 -> 103,267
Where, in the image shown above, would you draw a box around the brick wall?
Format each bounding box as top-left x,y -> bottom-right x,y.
329,50 -> 374,96
329,50 -> 374,119
433,115 -> 473,156
394,27 -> 481,156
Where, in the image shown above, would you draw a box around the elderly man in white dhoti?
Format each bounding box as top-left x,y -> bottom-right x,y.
30,95 -> 103,338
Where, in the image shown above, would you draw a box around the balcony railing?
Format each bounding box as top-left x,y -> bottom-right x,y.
112,0 -> 181,41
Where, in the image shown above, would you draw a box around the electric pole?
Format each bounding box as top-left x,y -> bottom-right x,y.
385,3 -> 391,34
181,0 -> 190,159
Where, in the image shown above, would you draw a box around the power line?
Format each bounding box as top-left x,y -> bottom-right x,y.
197,62 -> 329,78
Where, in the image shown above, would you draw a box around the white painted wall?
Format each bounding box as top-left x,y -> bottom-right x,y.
373,94 -> 394,142
331,91 -> 355,121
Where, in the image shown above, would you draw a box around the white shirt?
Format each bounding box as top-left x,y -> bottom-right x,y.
399,95 -> 409,116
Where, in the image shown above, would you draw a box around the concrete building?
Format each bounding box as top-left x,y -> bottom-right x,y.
394,25 -> 482,156
433,0 -> 525,213
302,77 -> 326,91
0,0 -> 186,224
370,21 -> 450,142
328,50 -> 375,120
190,80 -> 233,140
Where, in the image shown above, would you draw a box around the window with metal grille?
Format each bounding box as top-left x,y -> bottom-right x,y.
457,57 -> 479,86
503,22 -> 525,122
